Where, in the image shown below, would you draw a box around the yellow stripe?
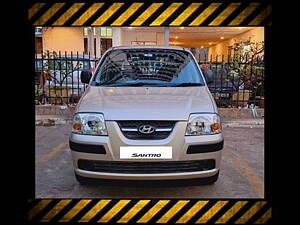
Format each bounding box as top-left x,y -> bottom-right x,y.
98,200 -> 131,223
150,3 -> 183,26
131,3 -> 163,26
170,3 -> 202,26
189,3 -> 222,26
28,200 -> 52,221
59,200 -> 91,222
92,3 -> 124,26
72,3 -> 104,26
36,141 -> 68,167
223,151 -> 264,197
111,3 -> 144,26
176,201 -> 209,224
137,200 -> 170,223
33,3 -> 66,26
209,3 -> 241,26
157,200 -> 189,223
78,200 -> 111,222
254,207 -> 272,224
117,200 -> 151,223
52,3 -> 85,26
249,5 -> 272,25
229,3 -> 261,26
28,3 -> 46,20
215,201 -> 248,224
40,200 -> 72,222
235,201 -> 267,224
196,201 -> 229,223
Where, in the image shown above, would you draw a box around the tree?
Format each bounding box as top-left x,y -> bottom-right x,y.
226,37 -> 264,96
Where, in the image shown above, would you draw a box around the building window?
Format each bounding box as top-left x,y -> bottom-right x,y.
84,38 -> 88,54
100,27 -> 112,37
83,27 -> 89,36
35,27 -> 43,35
100,38 -> 112,55
35,37 -> 43,54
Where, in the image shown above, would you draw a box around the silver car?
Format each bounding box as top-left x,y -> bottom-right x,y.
69,46 -> 224,185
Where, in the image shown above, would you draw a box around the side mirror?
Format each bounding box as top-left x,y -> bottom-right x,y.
80,71 -> 92,84
202,69 -> 214,84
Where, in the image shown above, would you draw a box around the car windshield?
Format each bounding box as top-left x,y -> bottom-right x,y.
91,49 -> 205,87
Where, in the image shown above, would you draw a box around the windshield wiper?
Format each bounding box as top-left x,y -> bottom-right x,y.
170,83 -> 204,87
98,82 -> 159,87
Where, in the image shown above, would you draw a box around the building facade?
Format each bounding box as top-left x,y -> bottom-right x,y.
35,27 -> 264,61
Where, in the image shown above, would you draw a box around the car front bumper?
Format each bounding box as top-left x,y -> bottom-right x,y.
70,121 -> 223,180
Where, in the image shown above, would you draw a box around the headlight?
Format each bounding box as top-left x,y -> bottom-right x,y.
72,113 -> 107,136
185,113 -> 221,135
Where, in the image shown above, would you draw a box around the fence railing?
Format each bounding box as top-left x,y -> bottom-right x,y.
35,51 -> 264,108
35,51 -> 98,105
198,54 -> 264,108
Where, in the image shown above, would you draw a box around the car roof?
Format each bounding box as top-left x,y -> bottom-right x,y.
110,45 -> 188,52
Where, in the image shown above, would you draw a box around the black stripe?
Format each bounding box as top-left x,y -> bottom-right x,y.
44,2 -> 74,26
200,2 -> 231,26
246,202 -> 271,224
82,3 -> 113,26
129,200 -> 158,223
220,2 -> 251,26
105,2 -> 133,26
30,199 -> 60,222
50,199 -> 78,222
148,200 -> 178,223
181,2 -> 212,26
89,199 -> 120,222
240,2 -> 270,26
70,199 -> 100,222
141,2 -> 172,26
29,2 -> 53,25
228,201 -> 256,224
108,200 -> 138,223
63,2 -> 93,26
161,2 -> 190,26
206,201 -> 235,223
121,2 -> 152,26
187,200 -> 217,223
166,199 -> 199,223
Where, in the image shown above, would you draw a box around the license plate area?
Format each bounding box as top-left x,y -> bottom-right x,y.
120,146 -> 172,159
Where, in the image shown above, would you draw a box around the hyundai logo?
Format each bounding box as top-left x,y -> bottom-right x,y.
138,125 -> 155,134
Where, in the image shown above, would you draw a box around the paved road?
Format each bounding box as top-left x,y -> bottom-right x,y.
35,125 -> 264,198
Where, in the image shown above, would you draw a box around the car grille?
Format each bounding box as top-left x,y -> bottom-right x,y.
117,121 -> 176,140
78,159 -> 215,174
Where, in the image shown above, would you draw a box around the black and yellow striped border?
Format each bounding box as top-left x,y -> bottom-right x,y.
28,199 -> 271,223
28,1 -> 272,26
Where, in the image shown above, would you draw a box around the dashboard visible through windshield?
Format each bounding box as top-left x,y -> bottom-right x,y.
91,48 -> 205,87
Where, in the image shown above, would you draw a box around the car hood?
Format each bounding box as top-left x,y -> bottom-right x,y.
77,86 -> 215,121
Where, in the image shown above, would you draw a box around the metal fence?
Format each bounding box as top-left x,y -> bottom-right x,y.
35,51 -> 98,105
35,51 -> 264,108
199,54 -> 264,108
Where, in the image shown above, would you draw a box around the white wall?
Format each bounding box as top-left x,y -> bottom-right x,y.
121,31 -> 165,45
